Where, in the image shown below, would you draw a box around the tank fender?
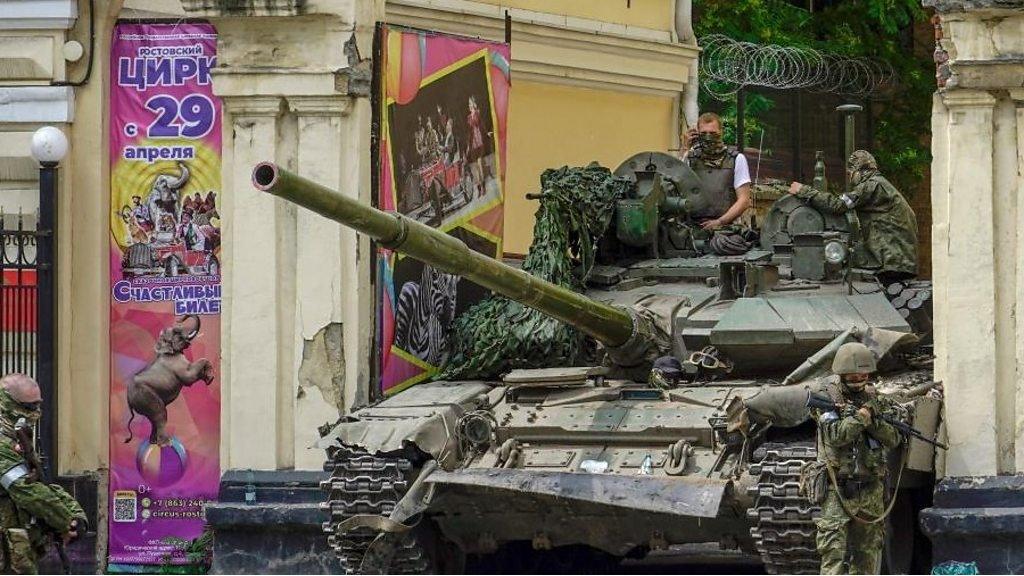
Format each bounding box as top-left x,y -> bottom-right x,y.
316,381 -> 495,469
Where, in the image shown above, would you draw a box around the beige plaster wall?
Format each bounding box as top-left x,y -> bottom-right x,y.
471,0 -> 674,31
504,81 -> 676,254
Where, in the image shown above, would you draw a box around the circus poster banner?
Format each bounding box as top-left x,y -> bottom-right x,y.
107,22 -> 222,566
375,26 -> 510,396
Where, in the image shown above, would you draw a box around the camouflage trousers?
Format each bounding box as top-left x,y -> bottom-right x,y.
816,479 -> 885,575
0,527 -> 37,574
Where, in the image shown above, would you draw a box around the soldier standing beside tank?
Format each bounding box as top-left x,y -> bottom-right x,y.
681,113 -> 753,230
813,343 -> 902,575
0,374 -> 86,574
789,150 -> 918,285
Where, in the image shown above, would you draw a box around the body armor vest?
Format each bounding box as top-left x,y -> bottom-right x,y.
684,150 -> 738,220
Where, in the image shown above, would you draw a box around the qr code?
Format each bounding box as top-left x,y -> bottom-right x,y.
113,490 -> 137,523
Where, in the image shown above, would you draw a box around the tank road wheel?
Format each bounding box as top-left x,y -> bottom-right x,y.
321,447 -> 441,574
747,442 -> 822,574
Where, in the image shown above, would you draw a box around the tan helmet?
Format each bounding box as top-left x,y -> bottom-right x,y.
831,342 -> 877,375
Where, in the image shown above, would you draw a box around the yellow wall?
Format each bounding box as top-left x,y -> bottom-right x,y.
473,0 -> 674,31
503,80 -> 676,254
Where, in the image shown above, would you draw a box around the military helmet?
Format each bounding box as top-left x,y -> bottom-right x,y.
652,355 -> 684,379
831,342 -> 877,375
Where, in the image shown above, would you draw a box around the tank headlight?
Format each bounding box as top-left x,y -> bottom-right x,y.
824,241 -> 847,264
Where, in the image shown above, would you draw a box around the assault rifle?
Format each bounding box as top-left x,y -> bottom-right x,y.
806,393 -> 948,450
14,418 -> 71,574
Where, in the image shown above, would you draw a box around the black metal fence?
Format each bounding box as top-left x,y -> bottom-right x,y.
0,212 -> 38,379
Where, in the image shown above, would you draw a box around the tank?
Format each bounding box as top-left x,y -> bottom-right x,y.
252,158 -> 941,575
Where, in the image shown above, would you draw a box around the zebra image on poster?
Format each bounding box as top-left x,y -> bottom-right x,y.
375,26 -> 510,395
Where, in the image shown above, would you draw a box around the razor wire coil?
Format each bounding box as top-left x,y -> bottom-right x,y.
699,34 -> 896,99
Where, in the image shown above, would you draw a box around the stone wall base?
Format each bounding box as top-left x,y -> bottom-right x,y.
920,475 -> 1024,573
205,470 -> 336,574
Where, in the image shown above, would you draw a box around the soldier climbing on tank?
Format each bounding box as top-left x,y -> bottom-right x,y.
812,343 -> 902,575
680,112 -> 753,255
789,150 -> 918,285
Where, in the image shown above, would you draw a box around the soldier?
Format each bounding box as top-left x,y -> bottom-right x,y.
813,343 -> 902,575
789,150 -> 918,285
649,356 -> 684,389
0,374 -> 86,574
680,112 -> 753,232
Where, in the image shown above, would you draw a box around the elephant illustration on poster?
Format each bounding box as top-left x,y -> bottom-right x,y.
147,162 -> 190,223
125,315 -> 214,446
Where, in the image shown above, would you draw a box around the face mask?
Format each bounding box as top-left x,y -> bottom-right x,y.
697,132 -> 722,148
0,391 -> 40,425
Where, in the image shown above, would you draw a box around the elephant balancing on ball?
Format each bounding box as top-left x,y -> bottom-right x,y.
125,314 -> 214,446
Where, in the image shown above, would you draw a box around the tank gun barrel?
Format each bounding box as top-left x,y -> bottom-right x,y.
252,162 -> 637,348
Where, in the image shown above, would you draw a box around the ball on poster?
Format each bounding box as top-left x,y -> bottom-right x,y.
136,436 -> 188,486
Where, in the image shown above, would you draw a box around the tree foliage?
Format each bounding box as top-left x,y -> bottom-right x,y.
694,0 -> 933,193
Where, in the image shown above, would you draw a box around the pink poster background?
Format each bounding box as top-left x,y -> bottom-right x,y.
108,22 -> 222,566
376,26 -> 510,396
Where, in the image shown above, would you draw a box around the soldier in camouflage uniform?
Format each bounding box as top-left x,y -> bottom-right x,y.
0,374 -> 85,574
789,150 -> 918,284
813,343 -> 903,575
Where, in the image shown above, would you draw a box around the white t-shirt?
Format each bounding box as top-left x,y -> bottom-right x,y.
733,153 -> 752,190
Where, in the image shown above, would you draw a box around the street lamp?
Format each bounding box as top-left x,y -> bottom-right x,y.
31,126 -> 69,166
30,125 -> 66,479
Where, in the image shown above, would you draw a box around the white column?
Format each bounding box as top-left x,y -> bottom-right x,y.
339,97 -> 374,411
935,90 -> 999,477
220,96 -> 292,470
1011,90 -> 1024,473
288,95 -> 350,469
991,94 -> 1018,474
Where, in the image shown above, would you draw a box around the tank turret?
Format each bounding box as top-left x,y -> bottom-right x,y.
252,162 -> 661,368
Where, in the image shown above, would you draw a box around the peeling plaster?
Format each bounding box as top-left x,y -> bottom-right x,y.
297,322 -> 344,410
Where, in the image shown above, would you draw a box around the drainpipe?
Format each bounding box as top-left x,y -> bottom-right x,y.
675,0 -> 699,128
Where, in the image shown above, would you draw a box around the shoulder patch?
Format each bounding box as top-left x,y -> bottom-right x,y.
0,463 -> 28,490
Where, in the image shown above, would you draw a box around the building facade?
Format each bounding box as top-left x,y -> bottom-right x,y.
921,1 -> 1024,571
0,0 -> 697,570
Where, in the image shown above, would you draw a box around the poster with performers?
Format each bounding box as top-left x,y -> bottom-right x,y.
375,26 -> 510,396
107,23 -> 222,566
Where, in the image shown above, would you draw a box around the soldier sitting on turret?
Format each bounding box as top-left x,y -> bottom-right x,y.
680,112 -> 753,234
789,150 -> 918,285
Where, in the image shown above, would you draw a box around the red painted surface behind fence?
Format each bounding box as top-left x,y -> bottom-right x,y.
1,270 -> 36,332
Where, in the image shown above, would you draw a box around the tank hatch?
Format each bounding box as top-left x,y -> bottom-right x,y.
503,366 -> 609,387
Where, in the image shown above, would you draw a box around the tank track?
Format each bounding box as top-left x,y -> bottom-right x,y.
321,448 -> 433,574
747,442 -> 821,575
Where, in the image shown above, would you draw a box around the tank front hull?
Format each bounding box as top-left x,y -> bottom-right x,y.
422,468 -> 753,556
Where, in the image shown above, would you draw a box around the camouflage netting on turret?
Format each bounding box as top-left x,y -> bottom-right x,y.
438,165 -> 629,380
